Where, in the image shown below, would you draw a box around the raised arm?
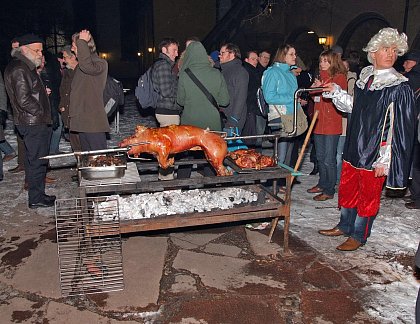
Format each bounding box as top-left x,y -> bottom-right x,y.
322,82 -> 353,113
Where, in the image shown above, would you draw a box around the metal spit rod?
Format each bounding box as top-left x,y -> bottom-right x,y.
41,142 -> 151,160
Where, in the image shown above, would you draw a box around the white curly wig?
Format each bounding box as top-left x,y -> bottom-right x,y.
363,27 -> 408,63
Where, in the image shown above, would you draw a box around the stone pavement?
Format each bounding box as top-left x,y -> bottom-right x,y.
0,166 -> 378,323
0,97 -> 384,323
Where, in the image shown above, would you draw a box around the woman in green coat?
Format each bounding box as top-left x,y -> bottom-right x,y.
177,42 -> 229,131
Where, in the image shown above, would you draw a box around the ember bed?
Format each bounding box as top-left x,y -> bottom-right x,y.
77,159 -> 293,253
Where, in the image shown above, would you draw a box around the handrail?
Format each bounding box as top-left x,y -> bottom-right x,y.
288,87 -> 325,137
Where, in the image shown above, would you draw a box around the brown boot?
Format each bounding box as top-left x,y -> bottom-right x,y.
336,237 -> 363,251
318,227 -> 344,236
3,153 -> 17,162
313,193 -> 334,201
307,186 -> 323,193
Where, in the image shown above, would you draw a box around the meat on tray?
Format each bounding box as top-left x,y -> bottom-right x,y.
119,125 -> 231,176
86,155 -> 125,167
227,149 -> 275,170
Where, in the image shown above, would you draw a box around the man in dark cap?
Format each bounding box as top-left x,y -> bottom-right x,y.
403,49 -> 420,209
4,33 -> 55,208
331,44 -> 343,58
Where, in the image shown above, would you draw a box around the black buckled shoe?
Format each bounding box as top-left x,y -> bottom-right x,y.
29,195 -> 56,209
43,194 -> 56,202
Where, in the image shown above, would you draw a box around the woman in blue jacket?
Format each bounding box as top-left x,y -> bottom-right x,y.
262,44 -> 300,166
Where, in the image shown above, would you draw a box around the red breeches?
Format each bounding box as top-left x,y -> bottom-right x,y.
338,161 -> 386,217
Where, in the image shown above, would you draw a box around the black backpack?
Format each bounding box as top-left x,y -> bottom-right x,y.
135,59 -> 163,109
103,75 -> 124,117
256,87 -> 269,118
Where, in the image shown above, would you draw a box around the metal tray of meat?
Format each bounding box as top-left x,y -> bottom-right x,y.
78,153 -> 127,180
79,165 -> 127,180
79,153 -> 126,167
224,156 -> 281,174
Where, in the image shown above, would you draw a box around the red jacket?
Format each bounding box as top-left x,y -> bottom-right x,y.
313,71 -> 347,135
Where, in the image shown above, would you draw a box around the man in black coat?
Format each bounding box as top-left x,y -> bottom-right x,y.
256,50 -> 271,75
219,43 -> 249,134
242,50 -> 266,149
41,51 -> 62,154
4,34 -> 55,208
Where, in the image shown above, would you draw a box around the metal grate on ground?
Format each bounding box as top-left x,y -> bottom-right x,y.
55,196 -> 124,297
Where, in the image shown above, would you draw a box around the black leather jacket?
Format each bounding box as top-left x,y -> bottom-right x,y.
4,52 -> 51,126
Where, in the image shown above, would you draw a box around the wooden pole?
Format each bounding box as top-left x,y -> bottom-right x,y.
293,110 -> 319,177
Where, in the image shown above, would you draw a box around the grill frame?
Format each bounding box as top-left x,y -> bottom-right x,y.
78,165 -> 293,253
55,196 -> 124,297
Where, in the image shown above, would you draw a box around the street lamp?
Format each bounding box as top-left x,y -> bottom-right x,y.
318,37 -> 327,45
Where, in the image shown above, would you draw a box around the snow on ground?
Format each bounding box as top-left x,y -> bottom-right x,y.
2,94 -> 418,323
293,162 -> 419,323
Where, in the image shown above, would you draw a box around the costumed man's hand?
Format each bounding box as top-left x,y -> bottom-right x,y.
374,165 -> 387,177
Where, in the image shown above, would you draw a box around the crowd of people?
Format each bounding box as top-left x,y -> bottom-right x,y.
0,26 -> 419,322
1,30 -> 109,208
0,28 -> 419,244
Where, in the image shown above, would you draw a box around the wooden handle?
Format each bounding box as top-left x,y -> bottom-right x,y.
293,110 -> 319,173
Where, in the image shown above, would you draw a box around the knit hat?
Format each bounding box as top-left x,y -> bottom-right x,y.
210,50 -> 220,62
331,45 -> 343,55
17,34 -> 43,46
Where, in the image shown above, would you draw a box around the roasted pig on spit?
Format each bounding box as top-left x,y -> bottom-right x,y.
119,125 -> 231,176
227,149 -> 275,170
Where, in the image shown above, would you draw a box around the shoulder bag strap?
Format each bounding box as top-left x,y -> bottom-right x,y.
185,68 -> 219,110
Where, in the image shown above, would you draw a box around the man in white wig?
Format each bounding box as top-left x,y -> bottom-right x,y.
318,28 -> 416,251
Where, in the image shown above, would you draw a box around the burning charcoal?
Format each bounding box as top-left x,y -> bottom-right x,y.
96,188 -> 258,220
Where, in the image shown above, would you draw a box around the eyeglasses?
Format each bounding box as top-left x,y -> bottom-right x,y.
219,51 -> 231,56
260,55 -> 270,60
25,46 -> 43,55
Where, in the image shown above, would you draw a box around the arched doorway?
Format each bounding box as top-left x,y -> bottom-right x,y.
286,26 -> 324,71
337,12 -> 390,65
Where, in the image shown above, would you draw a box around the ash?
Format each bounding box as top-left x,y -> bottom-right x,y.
99,188 -> 258,220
